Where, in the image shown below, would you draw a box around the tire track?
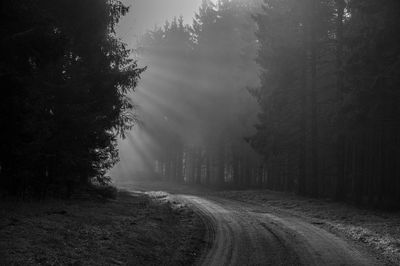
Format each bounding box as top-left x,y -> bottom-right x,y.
179,195 -> 381,266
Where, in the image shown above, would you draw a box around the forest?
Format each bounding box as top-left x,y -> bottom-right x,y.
2,0 -> 400,265
1,0 -> 400,211
0,0 -> 145,198
116,0 -> 399,209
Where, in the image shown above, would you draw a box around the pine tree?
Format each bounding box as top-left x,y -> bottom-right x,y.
0,0 -> 144,198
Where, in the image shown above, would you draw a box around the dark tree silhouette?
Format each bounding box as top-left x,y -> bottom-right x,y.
0,0 -> 144,198
250,0 -> 400,208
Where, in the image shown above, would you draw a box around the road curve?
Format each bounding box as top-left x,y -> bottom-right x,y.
178,195 -> 380,266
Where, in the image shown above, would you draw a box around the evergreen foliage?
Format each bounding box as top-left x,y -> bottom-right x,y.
0,0 -> 144,198
136,0 -> 262,187
250,0 -> 400,208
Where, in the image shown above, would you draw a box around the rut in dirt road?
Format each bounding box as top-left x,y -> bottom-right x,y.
179,195 -> 381,266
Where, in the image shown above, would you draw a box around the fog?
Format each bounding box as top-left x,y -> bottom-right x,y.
112,0 -> 262,183
2,0 -> 399,239
116,0 -> 209,42
110,0 -> 400,209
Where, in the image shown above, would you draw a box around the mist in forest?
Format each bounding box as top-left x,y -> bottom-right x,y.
3,0 -> 400,264
1,0 -> 399,208
112,0 -> 262,184
110,0 -> 400,208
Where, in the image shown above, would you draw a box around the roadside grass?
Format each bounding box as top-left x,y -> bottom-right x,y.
218,190 -> 400,265
0,191 -> 205,265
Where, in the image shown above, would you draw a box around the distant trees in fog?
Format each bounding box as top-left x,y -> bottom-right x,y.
140,0 -> 400,208
3,0 -> 399,207
138,0 -> 263,188
0,0 -> 144,198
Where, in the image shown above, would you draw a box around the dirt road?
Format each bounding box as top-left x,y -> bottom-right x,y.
119,181 -> 384,265
177,195 -> 381,266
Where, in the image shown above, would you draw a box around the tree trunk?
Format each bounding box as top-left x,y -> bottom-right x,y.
176,147 -> 183,183
205,153 -> 211,186
335,0 -> 346,200
298,1 -> 309,196
217,139 -> 225,187
195,148 -> 202,185
309,0 -> 319,197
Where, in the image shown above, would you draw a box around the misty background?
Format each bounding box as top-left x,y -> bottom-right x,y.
112,0 -> 262,182
2,1 -> 400,264
110,0 -> 400,208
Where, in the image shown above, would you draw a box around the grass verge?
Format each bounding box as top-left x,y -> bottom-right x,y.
0,191 -> 205,265
218,189 -> 400,265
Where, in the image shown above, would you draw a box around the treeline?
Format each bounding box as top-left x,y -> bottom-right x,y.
0,0 -> 144,198
138,0 -> 400,209
250,0 -> 400,208
135,0 -> 264,188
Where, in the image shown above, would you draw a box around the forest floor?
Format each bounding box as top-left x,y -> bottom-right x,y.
0,190 -> 205,266
119,179 -> 400,265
